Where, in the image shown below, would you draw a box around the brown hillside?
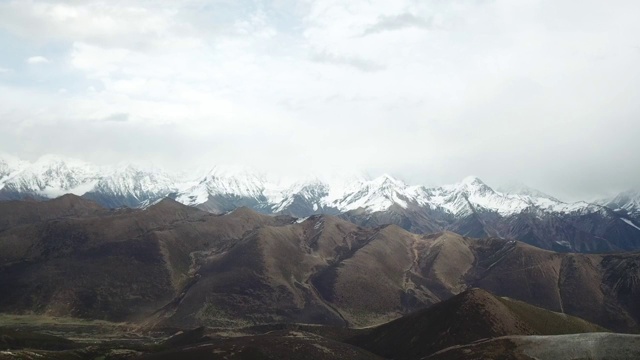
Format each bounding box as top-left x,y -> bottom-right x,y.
1,203 -> 639,333
348,288 -> 605,359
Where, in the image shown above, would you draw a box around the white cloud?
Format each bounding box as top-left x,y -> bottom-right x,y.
26,55 -> 49,64
1,0 -> 640,200
0,1 -> 180,48
361,13 -> 434,35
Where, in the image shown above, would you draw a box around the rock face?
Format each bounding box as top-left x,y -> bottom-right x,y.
2,154 -> 640,253
1,199 -> 639,332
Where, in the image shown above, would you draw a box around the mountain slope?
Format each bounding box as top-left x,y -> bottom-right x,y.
348,288 -> 604,359
0,194 -> 105,232
0,199 -> 290,321
1,204 -> 639,332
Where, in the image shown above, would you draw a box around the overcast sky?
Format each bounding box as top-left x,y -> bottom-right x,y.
0,0 -> 639,201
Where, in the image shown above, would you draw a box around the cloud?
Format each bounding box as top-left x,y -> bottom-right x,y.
0,67 -> 12,73
0,1 -> 179,48
26,55 -> 49,64
310,51 -> 385,72
101,113 -> 129,122
0,0 -> 640,201
362,13 -> 433,35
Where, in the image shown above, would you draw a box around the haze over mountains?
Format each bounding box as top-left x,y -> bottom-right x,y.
1,154 -> 639,253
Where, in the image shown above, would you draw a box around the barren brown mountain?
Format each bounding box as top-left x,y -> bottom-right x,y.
347,288 -> 605,359
1,196 -> 639,333
0,194 -> 105,231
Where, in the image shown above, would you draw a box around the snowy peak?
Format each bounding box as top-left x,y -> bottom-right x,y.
269,178 -> 330,214
608,189 -> 640,209
498,181 -> 559,201
453,176 -> 495,196
603,189 -> 640,218
201,166 -> 266,197
371,173 -> 407,189
92,165 -> 178,199
333,174 -> 412,212
2,155 -> 101,197
418,177 -> 513,216
267,174 -> 411,215
417,177 -> 575,217
175,166 -> 269,207
460,175 -> 486,187
273,177 -> 328,201
0,153 -> 29,186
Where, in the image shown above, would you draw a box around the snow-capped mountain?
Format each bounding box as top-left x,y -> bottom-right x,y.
332,174 -> 414,212
1,153 -> 638,253
603,189 -> 640,220
0,154 -> 191,207
412,176 -> 529,217
269,178 -> 332,215
169,171 -> 640,253
498,181 -> 560,201
83,165 -> 182,209
0,154 -> 29,185
0,155 -> 101,199
1,153 -> 582,218
175,166 -> 271,213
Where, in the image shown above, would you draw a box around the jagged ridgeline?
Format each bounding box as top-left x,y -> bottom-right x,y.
1,154 -> 640,253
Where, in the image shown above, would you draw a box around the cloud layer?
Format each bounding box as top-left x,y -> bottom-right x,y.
0,0 -> 639,201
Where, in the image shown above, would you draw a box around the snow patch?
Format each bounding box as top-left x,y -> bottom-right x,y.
621,218 -> 640,231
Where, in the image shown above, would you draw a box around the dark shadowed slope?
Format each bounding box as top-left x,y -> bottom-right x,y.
348,288 -> 605,359
0,200 -> 291,321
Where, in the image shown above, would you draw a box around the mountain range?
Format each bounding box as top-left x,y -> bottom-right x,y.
1,153 -> 639,253
1,192 -> 640,358
1,196 -> 639,333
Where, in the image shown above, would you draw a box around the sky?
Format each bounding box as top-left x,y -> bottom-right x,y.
0,0 -> 639,201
